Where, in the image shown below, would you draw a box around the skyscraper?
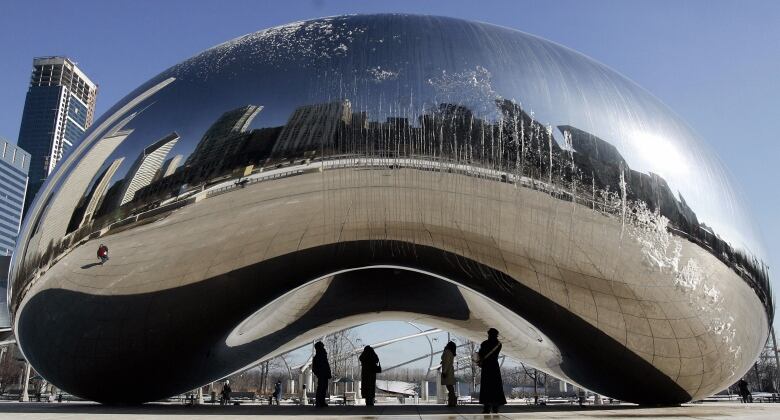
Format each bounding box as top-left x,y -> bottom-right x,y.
155,154 -> 183,181
17,57 -> 98,213
185,105 -> 262,167
0,138 -> 30,256
119,132 -> 179,206
33,129 -> 131,255
270,100 -> 351,158
0,137 -> 30,329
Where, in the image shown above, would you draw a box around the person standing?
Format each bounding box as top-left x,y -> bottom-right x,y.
272,380 -> 282,405
441,341 -> 457,407
312,341 -> 332,407
220,380 -> 232,405
477,328 -> 506,414
359,345 -> 381,406
738,378 -> 751,403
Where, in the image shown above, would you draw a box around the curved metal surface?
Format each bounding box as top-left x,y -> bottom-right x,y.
9,14 -> 771,404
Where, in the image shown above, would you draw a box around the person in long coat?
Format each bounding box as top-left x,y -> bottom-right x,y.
440,341 -> 457,407
359,345 -> 380,406
312,341 -> 332,407
478,328 -> 506,413
220,380 -> 231,405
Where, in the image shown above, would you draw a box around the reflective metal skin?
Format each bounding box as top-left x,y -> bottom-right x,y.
10,15 -> 772,404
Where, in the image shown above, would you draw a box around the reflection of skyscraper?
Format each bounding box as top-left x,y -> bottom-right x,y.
35,129 -> 130,253
17,57 -> 97,213
186,105 -> 262,167
119,133 -> 179,206
271,100 -> 351,156
155,154 -> 183,181
79,157 -> 125,228
0,138 -> 30,256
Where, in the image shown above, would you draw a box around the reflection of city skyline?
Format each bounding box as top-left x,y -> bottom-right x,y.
54,97 -> 770,318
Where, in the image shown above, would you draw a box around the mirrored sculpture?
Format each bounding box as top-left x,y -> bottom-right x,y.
10,14 -> 772,404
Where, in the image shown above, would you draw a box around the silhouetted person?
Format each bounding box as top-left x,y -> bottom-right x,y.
97,244 -> 109,264
220,380 -> 232,405
478,328 -> 506,413
441,341 -> 457,407
272,381 -> 282,405
738,379 -> 751,403
359,345 -> 380,406
313,341 -> 332,407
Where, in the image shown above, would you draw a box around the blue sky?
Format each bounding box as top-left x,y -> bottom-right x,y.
1,0 -> 778,342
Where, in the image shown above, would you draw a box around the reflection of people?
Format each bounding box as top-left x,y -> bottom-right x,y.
272,381 -> 282,405
97,244 -> 109,264
220,380 -> 232,405
312,341 -> 332,407
441,341 -> 457,407
359,345 -> 380,406
738,379 -> 751,403
478,328 -> 506,413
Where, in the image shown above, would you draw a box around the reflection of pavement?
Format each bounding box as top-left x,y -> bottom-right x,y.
20,167 -> 766,400
0,402 -> 778,419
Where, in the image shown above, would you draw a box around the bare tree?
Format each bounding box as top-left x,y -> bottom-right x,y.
520,363 -> 547,404
324,329 -> 359,379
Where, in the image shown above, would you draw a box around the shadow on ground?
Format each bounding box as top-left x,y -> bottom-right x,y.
0,402 -> 644,416
80,262 -> 102,269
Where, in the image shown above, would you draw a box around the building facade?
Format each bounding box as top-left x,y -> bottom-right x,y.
119,132 -> 179,206
270,100 -> 351,158
0,138 -> 30,256
17,57 -> 97,213
0,138 -> 29,330
185,105 -> 262,168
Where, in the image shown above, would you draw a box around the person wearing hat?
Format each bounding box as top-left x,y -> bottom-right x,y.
477,328 -> 506,413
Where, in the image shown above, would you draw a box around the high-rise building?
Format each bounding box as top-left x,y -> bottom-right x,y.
0,137 -> 29,330
33,129 -> 131,255
17,57 -> 98,213
155,154 -> 183,182
78,157 -> 125,229
185,105 -> 262,167
119,132 -> 179,206
270,100 -> 351,157
0,138 -> 30,256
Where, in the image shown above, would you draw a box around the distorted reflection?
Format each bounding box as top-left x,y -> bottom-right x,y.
9,14 -> 771,406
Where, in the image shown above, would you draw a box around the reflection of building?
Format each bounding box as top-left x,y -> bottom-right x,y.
0,138 -> 30,256
154,154 -> 183,182
271,100 -> 351,157
35,130 -> 130,253
162,154 -> 183,178
186,106 -> 262,168
119,133 -> 179,206
17,57 -> 97,213
77,157 -> 125,229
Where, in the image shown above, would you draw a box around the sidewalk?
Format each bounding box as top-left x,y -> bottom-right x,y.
0,401 -> 778,419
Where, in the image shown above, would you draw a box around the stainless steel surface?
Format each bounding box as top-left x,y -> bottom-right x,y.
9,14 -> 772,404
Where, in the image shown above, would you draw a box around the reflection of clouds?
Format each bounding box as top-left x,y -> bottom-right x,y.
428,66 -> 501,119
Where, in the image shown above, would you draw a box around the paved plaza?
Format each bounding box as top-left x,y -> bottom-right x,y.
0,402 -> 778,419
